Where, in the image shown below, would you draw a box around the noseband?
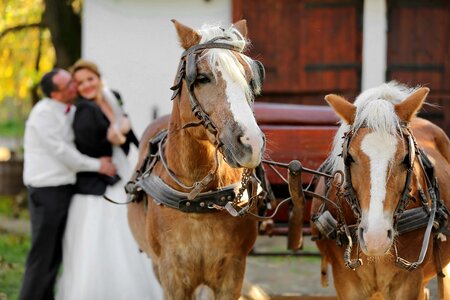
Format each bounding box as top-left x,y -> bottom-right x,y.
317,123 -> 448,270
123,37 -> 269,215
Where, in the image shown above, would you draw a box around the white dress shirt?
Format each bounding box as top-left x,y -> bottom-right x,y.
23,98 -> 101,187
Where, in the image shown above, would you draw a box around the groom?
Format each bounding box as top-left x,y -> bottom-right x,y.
19,68 -> 117,300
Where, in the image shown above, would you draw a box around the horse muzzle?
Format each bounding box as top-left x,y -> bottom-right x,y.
358,224 -> 394,257
220,126 -> 265,169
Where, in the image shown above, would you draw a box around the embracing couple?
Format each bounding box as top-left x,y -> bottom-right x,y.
20,60 -> 163,300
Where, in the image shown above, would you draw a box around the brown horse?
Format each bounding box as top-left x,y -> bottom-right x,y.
127,20 -> 266,299
311,82 -> 450,299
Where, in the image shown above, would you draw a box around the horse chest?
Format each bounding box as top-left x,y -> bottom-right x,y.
155,212 -> 257,256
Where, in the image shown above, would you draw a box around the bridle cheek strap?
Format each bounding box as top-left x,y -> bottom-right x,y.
170,41 -> 243,137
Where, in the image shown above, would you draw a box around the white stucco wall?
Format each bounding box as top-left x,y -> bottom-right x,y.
362,0 -> 387,90
83,0 -> 232,139
83,0 -> 389,140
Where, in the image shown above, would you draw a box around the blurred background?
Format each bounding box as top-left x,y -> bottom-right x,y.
0,0 -> 448,299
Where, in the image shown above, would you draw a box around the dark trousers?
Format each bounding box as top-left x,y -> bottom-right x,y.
19,185 -> 74,300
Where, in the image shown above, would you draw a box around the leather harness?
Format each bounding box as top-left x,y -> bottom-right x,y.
124,38 -> 270,215
312,125 -> 450,271
125,130 -> 244,213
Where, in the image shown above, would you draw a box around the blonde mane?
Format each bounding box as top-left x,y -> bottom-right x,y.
327,81 -> 420,173
196,23 -> 263,101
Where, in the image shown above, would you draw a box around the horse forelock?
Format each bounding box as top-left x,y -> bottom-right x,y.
198,23 -> 247,51
197,23 -> 255,102
328,81 -> 419,173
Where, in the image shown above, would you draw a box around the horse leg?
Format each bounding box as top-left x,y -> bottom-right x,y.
385,273 -> 425,300
442,263 -> 450,300
127,201 -> 150,254
212,257 -> 246,300
331,265 -> 371,300
159,277 -> 195,300
158,262 -> 196,300
195,285 -> 215,300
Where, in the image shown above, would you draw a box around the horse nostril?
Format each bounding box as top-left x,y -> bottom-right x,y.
387,229 -> 393,239
358,227 -> 365,241
236,134 -> 244,145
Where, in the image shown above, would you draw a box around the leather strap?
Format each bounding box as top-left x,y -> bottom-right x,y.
433,238 -> 445,300
137,174 -> 238,213
314,206 -> 431,240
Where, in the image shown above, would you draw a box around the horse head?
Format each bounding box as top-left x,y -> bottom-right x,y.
170,20 -> 265,169
325,83 -> 430,257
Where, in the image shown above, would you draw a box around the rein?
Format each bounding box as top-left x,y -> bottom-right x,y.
122,38 -> 274,217
123,129 -> 260,214
313,124 -> 450,271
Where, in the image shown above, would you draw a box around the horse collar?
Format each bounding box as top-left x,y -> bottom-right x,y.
124,129 -> 256,214
314,125 -> 450,270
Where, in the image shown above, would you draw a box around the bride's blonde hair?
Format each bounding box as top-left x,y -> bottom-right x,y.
69,59 -> 102,78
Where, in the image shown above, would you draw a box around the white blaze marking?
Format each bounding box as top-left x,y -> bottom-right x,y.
360,132 -> 397,230
220,67 -> 263,158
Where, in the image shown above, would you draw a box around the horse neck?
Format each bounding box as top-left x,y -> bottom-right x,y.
408,161 -> 432,209
162,102 -> 243,190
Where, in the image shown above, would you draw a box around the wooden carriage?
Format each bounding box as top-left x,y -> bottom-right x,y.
254,102 -> 339,240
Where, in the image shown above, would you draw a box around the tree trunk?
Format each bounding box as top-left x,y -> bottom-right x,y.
42,0 -> 81,69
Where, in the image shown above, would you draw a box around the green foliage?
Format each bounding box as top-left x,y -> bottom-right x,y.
0,98 -> 26,137
0,0 -> 56,137
0,233 -> 29,300
0,194 -> 29,299
0,196 -> 28,219
0,120 -> 25,137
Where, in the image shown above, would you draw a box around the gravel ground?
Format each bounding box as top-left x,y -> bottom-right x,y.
244,236 -> 335,298
244,235 -> 439,300
0,217 -> 440,299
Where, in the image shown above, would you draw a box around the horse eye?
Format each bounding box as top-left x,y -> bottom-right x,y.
196,74 -> 211,85
345,154 -> 355,165
402,154 -> 409,165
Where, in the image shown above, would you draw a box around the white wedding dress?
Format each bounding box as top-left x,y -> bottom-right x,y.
56,146 -> 163,300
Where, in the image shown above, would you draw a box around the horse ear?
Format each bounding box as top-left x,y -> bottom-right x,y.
171,19 -> 201,49
394,87 -> 429,122
325,94 -> 356,125
233,19 -> 248,38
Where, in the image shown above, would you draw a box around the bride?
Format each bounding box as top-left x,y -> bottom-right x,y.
56,59 -> 162,300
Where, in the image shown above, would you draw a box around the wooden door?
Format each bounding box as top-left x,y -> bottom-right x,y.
387,0 -> 450,133
233,0 -> 363,105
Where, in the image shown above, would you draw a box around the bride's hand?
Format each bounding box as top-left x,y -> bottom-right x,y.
119,115 -> 131,134
107,125 -> 126,145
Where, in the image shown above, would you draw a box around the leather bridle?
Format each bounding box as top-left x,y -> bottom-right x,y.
121,37 -> 270,216
341,125 -> 415,224
338,124 -> 441,270
164,37 -> 266,199
169,36 -> 264,137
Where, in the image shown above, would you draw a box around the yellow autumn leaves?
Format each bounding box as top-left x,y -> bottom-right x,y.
0,0 -> 55,108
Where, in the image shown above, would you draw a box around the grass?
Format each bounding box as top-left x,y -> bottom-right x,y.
0,196 -> 28,220
0,194 -> 29,299
0,233 -> 29,300
0,121 -> 24,138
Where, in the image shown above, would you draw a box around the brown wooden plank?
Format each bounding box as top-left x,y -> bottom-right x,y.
269,296 -> 337,300
262,126 -> 337,184
232,0 -> 363,105
255,103 -> 339,126
387,0 -> 450,134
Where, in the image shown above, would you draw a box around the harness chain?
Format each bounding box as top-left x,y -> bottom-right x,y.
123,38 -> 271,216
312,125 -> 450,272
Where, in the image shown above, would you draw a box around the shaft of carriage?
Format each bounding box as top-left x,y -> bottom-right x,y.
287,160 -> 306,251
